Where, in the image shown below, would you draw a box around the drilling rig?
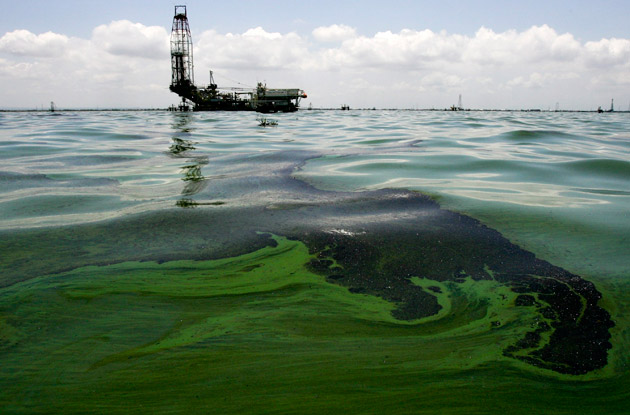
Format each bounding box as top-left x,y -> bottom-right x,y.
169,5 -> 307,112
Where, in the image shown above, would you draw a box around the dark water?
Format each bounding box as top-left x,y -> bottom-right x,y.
0,110 -> 629,413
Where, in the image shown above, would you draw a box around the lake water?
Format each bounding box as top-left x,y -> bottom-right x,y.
1,109 -> 629,413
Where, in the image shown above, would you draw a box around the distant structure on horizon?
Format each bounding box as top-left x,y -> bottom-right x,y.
450,94 -> 464,111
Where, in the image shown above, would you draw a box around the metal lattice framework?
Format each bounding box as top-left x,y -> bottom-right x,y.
170,5 -> 194,87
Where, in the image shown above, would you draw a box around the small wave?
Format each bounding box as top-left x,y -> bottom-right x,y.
46,155 -> 140,166
0,194 -> 128,219
576,188 -> 630,196
500,129 -> 581,141
0,171 -> 118,191
562,159 -> 630,180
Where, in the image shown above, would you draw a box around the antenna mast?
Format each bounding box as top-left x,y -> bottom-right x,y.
170,5 -> 194,88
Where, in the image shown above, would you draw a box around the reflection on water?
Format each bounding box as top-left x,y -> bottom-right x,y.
168,113 -> 210,205
181,160 -> 208,196
169,137 -> 196,154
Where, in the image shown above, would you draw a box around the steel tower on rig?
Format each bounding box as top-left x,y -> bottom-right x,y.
170,5 -> 195,108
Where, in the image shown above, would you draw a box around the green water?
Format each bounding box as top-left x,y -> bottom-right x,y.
2,234 -> 625,413
0,110 -> 628,413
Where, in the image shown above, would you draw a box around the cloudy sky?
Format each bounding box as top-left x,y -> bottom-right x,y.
1,0 -> 629,110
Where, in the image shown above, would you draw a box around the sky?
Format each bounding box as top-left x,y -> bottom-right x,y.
1,0 -> 629,110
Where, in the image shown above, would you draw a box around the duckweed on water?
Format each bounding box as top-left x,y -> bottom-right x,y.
0,186 -> 620,413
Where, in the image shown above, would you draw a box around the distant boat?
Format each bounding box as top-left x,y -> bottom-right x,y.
341,104 -> 350,110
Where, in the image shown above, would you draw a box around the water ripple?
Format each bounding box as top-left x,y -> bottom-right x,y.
0,110 -> 628,232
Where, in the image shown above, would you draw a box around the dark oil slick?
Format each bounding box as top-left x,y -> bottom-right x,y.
299,190 -> 613,375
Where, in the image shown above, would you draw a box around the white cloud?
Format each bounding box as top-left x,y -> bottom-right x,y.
511,25 -> 581,63
0,30 -> 69,57
0,24 -> 171,108
420,72 -> 463,89
464,26 -> 579,65
92,20 -> 169,59
583,37 -> 630,67
195,27 -> 308,71
0,60 -> 36,78
317,29 -> 466,70
506,72 -> 579,89
314,25 -> 582,71
312,24 -> 357,42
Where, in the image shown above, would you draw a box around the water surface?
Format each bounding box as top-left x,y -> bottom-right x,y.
1,110 -> 628,413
